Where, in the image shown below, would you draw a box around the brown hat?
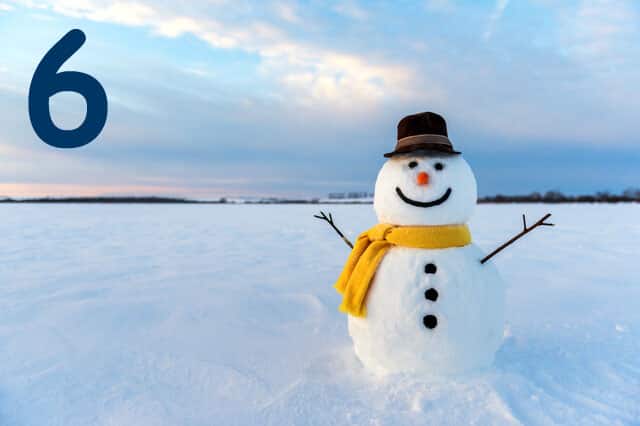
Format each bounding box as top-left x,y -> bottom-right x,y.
384,112 -> 461,158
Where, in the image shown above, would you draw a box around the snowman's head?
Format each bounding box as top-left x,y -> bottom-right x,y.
373,152 -> 477,226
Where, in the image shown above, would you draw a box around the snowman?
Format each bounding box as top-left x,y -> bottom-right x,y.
316,112 -> 552,376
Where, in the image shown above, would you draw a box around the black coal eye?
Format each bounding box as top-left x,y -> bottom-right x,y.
434,162 -> 444,171
408,161 -> 418,169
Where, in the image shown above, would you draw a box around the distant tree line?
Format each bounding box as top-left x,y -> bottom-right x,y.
328,192 -> 374,200
478,188 -> 640,203
1,189 -> 639,204
0,196 -> 227,204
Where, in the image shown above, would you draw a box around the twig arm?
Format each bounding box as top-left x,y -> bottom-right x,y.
314,211 -> 354,249
480,213 -> 554,264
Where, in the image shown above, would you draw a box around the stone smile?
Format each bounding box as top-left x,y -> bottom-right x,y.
395,187 -> 452,208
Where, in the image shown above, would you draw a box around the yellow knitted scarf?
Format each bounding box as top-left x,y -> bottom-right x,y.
334,223 -> 471,317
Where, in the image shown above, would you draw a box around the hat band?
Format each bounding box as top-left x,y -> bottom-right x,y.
396,134 -> 452,150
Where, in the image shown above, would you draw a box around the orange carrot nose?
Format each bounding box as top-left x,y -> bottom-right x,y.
416,171 -> 429,186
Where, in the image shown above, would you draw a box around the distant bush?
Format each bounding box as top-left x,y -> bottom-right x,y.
478,188 -> 640,203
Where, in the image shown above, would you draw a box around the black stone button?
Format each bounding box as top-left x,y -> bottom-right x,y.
424,263 -> 437,274
424,288 -> 439,302
423,314 -> 438,329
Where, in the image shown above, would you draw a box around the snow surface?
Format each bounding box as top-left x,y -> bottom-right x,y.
0,203 -> 639,425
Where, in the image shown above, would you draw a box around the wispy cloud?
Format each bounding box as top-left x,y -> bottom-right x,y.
0,2 -> 13,11
483,0 -> 509,40
425,0 -> 455,13
180,66 -> 215,79
561,0 -> 638,65
11,0 -> 412,107
333,1 -> 368,21
0,74 -> 22,95
273,1 -> 301,24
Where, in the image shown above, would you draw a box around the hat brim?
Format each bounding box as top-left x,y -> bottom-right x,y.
384,143 -> 461,158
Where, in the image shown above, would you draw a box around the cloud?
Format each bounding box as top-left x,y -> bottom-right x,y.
425,0 -> 455,13
550,0 -> 640,116
0,2 -> 13,11
560,0 -> 638,65
180,66 -> 215,79
0,77 -> 22,94
54,1 -> 156,26
273,1 -> 301,24
11,0 -> 413,107
483,0 -> 509,40
333,1 -> 368,21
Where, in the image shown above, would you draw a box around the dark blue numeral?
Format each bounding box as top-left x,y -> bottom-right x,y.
28,29 -> 108,149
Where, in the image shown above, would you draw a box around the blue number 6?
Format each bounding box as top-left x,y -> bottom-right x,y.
28,29 -> 108,149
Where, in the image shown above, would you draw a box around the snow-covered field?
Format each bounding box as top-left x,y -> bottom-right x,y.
0,203 -> 638,425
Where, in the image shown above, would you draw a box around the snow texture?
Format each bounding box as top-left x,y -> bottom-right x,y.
0,203 -> 639,425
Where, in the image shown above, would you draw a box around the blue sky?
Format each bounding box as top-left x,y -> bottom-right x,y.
0,0 -> 638,198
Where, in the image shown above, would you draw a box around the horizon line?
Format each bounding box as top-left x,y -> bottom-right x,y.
1,191 -> 638,204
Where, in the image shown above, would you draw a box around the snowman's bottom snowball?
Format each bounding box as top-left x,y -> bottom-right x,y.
347,244 -> 505,376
